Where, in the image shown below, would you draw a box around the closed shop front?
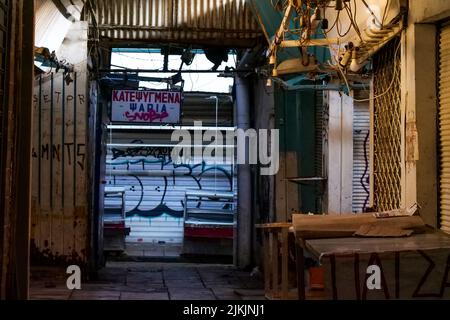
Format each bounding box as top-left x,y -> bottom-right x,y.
352,92 -> 370,213
105,93 -> 237,244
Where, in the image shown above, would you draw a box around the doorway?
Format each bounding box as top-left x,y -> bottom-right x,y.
100,47 -> 238,263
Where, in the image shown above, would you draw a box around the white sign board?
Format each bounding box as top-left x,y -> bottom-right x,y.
111,89 -> 182,123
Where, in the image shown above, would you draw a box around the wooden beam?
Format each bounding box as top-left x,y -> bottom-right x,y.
281,228 -> 289,299
271,230 -> 279,295
292,213 -> 426,239
14,0 -> 34,300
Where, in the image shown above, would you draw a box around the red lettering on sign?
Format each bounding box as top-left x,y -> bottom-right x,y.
124,110 -> 169,123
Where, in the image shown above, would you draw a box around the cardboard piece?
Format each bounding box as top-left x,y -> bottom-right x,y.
292,213 -> 426,239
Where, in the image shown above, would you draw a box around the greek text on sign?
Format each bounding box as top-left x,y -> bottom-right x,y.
112,90 -> 181,123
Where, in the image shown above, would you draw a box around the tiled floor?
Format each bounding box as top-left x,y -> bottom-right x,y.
124,243 -> 182,258
30,262 -> 265,300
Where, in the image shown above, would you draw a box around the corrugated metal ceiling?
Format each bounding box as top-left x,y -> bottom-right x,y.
89,0 -> 263,47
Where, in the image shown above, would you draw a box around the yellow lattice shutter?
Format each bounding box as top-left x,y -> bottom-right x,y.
439,23 -> 450,233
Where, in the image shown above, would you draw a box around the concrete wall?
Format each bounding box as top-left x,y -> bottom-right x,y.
402,1 -> 450,227
409,0 -> 450,23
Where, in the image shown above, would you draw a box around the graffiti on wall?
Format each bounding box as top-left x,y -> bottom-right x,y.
32,72 -> 87,209
32,143 -> 86,171
106,141 -> 235,219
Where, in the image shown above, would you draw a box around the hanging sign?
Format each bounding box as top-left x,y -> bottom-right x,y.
111,89 -> 182,123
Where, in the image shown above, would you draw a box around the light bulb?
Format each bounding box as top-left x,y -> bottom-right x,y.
272,68 -> 278,77
349,48 -> 362,72
269,54 -> 276,65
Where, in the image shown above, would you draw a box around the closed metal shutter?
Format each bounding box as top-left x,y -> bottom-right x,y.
439,23 -> 450,233
352,91 -> 370,213
105,93 -> 236,244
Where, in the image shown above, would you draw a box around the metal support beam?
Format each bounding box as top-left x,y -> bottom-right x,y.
235,75 -> 252,269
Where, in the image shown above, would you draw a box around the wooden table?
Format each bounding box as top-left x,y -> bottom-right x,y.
299,231 -> 450,299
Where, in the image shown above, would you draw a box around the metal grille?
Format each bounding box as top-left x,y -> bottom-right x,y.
439,23 -> 450,233
372,37 -> 402,211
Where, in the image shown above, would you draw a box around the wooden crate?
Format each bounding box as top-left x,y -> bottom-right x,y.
257,223 -> 297,300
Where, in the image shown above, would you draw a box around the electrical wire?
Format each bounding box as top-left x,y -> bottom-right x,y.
322,24 -> 401,104
346,0 -> 363,43
382,0 -> 391,27
336,9 -> 352,37
352,39 -> 401,102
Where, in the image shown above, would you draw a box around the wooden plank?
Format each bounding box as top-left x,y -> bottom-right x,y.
304,232 -> 450,259
327,91 -> 342,214
327,92 -> 353,213
316,242 -> 450,299
63,208 -> 74,258
295,238 -> 306,300
281,228 -> 289,299
275,153 -> 287,222
256,222 -> 292,229
38,209 -> 52,257
31,76 -> 41,250
285,152 -> 298,220
30,199 -> 40,251
262,230 -> 270,296
52,72 -> 64,257
341,94 -> 354,213
63,74 -> 75,209
40,74 -> 52,210
75,206 -> 88,263
292,214 -> 426,239
52,72 -> 63,210
31,77 -> 40,205
75,71 -> 88,208
271,230 -> 279,295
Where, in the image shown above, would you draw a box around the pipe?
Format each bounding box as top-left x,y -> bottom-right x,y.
206,96 -> 219,192
285,83 -> 368,91
235,75 -> 252,269
236,45 -> 264,71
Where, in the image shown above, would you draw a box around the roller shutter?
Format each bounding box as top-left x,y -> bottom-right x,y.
439,23 -> 450,233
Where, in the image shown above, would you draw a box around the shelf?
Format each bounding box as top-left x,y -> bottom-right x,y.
105,186 -> 126,193
186,208 -> 234,215
185,190 -> 235,200
184,220 -> 235,227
